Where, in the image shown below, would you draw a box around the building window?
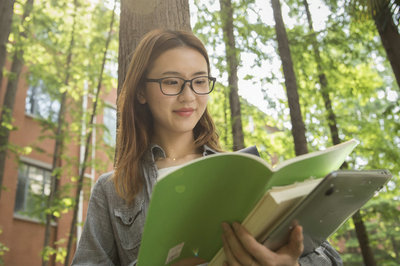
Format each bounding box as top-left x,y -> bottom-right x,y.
25,80 -> 60,122
14,162 -> 51,221
103,106 -> 116,147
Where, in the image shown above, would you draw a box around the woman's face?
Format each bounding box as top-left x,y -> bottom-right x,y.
139,46 -> 210,139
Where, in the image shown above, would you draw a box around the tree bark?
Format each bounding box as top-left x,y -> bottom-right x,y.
271,0 -> 308,156
390,236 -> 400,262
374,2 -> 400,90
352,211 -> 377,266
0,0 -> 34,198
0,0 -> 15,88
223,86 -> 229,146
219,0 -> 244,151
303,0 -> 340,146
117,0 -> 191,98
64,1 -> 117,264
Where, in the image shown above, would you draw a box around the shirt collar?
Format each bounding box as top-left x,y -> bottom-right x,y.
147,143 -> 217,163
203,144 -> 217,156
150,144 -> 166,162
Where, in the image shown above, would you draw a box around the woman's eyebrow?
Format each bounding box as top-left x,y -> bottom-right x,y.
160,71 -> 208,77
193,71 -> 208,76
160,71 -> 180,76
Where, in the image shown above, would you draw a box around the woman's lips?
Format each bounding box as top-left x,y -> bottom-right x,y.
174,108 -> 194,117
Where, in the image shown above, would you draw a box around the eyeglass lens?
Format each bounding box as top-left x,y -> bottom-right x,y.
161,77 -> 212,95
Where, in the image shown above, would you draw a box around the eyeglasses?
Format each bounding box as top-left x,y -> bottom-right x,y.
145,76 -> 216,96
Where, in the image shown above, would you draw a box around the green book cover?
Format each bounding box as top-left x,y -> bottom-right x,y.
137,139 -> 358,265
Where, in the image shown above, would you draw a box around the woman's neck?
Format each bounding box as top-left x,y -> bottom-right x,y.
152,131 -> 202,168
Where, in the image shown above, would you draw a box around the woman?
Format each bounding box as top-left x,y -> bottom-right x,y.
72,29 -> 342,266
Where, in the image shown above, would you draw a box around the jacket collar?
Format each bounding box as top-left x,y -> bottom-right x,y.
148,144 -> 217,163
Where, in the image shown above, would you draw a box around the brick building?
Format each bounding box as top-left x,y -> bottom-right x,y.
0,62 -> 117,265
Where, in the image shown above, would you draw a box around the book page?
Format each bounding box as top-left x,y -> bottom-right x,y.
267,139 -> 358,188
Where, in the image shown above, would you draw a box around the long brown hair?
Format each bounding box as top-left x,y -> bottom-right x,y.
114,29 -> 221,204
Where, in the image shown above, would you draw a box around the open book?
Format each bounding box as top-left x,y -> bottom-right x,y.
136,140 -> 359,265
209,169 -> 391,265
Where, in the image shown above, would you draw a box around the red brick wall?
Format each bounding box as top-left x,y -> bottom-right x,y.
0,63 -> 116,265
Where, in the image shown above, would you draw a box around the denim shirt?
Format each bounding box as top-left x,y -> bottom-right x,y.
72,145 -> 342,266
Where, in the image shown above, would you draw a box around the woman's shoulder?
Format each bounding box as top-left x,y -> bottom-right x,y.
92,171 -> 116,195
91,171 -> 129,207
97,171 -> 114,182
95,171 -> 114,187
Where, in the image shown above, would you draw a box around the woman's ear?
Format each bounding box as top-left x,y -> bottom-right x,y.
137,90 -> 146,104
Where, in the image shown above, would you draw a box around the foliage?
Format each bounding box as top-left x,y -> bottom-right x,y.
41,238 -> 67,263
342,0 -> 400,29
195,0 -> 400,263
194,0 -> 294,159
284,0 -> 400,263
0,228 -> 9,266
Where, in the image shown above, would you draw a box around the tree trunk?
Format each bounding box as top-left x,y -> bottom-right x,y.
117,0 -> 191,97
42,0 -> 78,264
219,0 -> 245,151
0,0 -> 15,88
223,86 -> 229,146
390,236 -> 400,262
0,0 -> 34,198
64,1 -> 117,264
271,0 -> 308,155
374,2 -> 400,90
0,53 -> 23,198
303,0 -> 340,147
352,211 -> 377,266
303,1 -> 376,264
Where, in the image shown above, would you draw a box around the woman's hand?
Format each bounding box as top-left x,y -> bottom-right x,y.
222,222 -> 304,266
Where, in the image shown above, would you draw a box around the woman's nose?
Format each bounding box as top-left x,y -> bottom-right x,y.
178,82 -> 196,100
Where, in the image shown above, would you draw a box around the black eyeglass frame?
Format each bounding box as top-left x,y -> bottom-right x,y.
144,76 -> 216,96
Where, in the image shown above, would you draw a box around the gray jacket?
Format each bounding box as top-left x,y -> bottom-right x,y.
72,145 -> 342,266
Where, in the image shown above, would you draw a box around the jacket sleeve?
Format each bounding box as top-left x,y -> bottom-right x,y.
299,241 -> 343,266
72,178 -> 120,265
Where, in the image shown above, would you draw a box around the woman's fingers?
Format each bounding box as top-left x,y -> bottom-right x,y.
274,225 -> 304,266
227,222 -> 304,266
222,222 -> 257,266
284,225 -> 304,258
222,234 -> 240,266
231,222 -> 274,263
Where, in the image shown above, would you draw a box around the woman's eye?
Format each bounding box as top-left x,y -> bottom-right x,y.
163,79 -> 179,86
194,78 -> 207,85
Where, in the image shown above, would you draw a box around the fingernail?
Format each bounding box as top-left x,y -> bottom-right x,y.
233,222 -> 240,230
222,222 -> 230,232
